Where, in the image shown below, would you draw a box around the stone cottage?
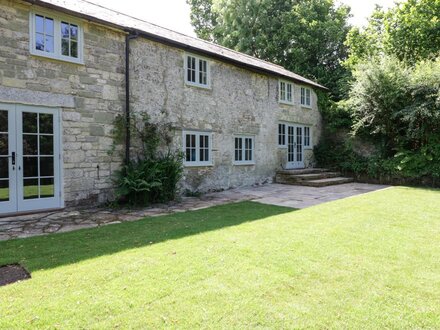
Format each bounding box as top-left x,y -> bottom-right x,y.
0,0 -> 326,216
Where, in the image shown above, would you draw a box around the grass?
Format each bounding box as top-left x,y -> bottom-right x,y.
1,186 -> 440,328
0,184 -> 54,200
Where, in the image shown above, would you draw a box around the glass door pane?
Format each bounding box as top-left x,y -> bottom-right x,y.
288,126 -> 294,162
296,126 -> 303,163
21,111 -> 55,201
0,110 -> 10,202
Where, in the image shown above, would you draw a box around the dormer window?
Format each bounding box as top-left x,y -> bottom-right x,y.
185,54 -> 210,88
30,12 -> 83,64
279,80 -> 293,104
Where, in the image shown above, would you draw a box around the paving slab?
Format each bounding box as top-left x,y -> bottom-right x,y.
0,183 -> 389,241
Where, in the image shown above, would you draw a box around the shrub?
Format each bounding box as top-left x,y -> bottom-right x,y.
115,152 -> 183,205
316,56 -> 440,185
111,113 -> 183,206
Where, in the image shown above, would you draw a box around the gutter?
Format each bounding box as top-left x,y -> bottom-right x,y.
124,32 -> 139,165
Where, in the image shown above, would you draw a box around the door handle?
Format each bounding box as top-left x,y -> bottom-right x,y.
11,152 -> 16,165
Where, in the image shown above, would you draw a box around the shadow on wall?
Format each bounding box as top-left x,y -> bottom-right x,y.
0,202 -> 294,272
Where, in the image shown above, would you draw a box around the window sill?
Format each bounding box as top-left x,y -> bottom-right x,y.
300,105 -> 312,109
185,81 -> 211,90
279,100 -> 294,106
233,162 -> 256,166
184,162 -> 214,168
30,50 -> 84,65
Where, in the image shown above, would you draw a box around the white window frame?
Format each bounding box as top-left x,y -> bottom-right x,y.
300,87 -> 312,108
29,11 -> 84,65
278,123 -> 287,148
184,53 -> 211,89
233,135 -> 255,165
182,130 -> 213,167
279,80 -> 293,105
303,126 -> 312,149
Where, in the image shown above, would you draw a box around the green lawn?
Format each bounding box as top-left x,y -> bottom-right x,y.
1,187 -> 440,329
0,184 -> 54,201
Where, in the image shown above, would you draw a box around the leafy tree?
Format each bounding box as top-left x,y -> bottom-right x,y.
350,57 -> 440,154
385,0 -> 440,64
187,0 -> 352,100
188,0 -> 218,41
345,0 -> 440,67
344,6 -> 386,69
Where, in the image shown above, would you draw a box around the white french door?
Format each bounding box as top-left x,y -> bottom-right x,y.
0,103 -> 62,215
286,124 -> 304,169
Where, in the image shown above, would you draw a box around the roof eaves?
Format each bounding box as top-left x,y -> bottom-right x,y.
22,0 -> 328,91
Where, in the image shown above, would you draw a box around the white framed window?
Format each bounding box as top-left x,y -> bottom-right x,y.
304,126 -> 312,149
301,87 -> 312,107
278,123 -> 286,147
183,131 -> 212,166
29,11 -> 83,64
234,136 -> 255,165
185,54 -> 210,88
279,80 -> 293,104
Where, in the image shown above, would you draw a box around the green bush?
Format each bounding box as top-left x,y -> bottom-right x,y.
111,113 -> 183,206
115,152 -> 183,205
316,57 -> 440,185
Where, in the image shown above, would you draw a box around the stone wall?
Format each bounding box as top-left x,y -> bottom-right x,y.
0,0 -> 126,205
130,39 -> 322,192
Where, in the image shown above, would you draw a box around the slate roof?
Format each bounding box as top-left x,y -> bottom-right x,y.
23,0 -> 328,90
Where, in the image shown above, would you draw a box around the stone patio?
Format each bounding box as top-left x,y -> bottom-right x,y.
0,183 -> 388,241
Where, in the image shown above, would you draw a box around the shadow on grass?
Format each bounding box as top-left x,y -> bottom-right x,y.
0,201 -> 294,272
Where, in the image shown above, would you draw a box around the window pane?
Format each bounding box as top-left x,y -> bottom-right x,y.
70,25 -> 78,40
40,135 -> 54,155
24,178 -> 39,200
61,22 -> 70,38
62,38 -> 69,56
0,180 -> 9,202
0,158 -> 8,178
36,15 -> 44,33
287,84 -> 292,102
45,17 -> 54,36
187,62 -> 192,82
0,110 -> 7,132
23,112 -> 38,133
40,157 -> 54,177
186,149 -> 191,162
39,113 -> 53,134
280,82 -> 285,100
199,135 -> 204,148
186,134 -> 190,148
40,178 -> 54,198
71,41 -> 78,58
23,135 -> 38,155
23,157 -> 38,177
36,33 -> 45,51
45,36 -> 54,53
0,134 -> 8,156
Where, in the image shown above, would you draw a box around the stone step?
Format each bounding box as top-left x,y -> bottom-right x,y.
298,177 -> 354,187
277,171 -> 341,182
276,168 -> 329,175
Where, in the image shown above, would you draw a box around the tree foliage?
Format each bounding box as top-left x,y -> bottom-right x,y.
345,0 -> 440,67
187,0 -> 352,99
